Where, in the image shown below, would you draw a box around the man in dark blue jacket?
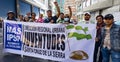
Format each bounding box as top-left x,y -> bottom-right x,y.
101,14 -> 120,62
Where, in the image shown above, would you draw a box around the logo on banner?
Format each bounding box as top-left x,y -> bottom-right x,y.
5,23 -> 22,50
66,25 -> 93,60
66,25 -> 92,40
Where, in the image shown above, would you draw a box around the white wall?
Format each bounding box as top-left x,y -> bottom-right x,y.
114,0 -> 120,6
102,5 -> 120,16
101,4 -> 120,22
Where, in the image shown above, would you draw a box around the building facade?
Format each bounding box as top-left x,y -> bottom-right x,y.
24,0 -> 48,18
0,0 -> 48,19
75,0 -> 83,21
76,0 -> 120,22
56,0 -> 64,13
64,0 -> 77,19
48,0 -> 56,15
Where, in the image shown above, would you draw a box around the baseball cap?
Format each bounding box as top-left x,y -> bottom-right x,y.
84,12 -> 90,16
7,11 -> 15,15
104,14 -> 114,20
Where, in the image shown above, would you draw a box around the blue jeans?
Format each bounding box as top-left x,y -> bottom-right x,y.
101,47 -> 120,62
111,51 -> 120,62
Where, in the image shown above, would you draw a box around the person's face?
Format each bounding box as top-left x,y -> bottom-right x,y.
8,13 -> 14,18
64,14 -> 70,18
19,15 -> 23,20
40,14 -> 43,18
31,14 -> 36,19
104,19 -> 113,25
47,11 -> 52,17
64,14 -> 70,22
84,14 -> 91,21
73,19 -> 78,24
24,17 -> 29,21
96,17 -> 103,24
65,14 -> 69,17
60,14 -> 64,19
26,12 -> 31,16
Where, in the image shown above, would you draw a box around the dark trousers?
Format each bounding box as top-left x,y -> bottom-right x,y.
93,41 -> 102,62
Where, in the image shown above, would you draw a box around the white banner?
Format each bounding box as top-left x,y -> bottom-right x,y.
64,24 -> 96,62
4,20 -> 96,62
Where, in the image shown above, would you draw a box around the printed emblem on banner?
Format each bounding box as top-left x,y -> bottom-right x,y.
5,23 -> 22,50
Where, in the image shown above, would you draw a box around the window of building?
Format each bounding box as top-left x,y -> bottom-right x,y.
19,0 -> 31,16
86,0 -> 91,7
91,0 -> 98,4
83,1 -> 86,8
33,6 -> 39,19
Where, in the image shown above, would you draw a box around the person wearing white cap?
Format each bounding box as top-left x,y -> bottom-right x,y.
6,11 -> 17,21
79,12 -> 95,24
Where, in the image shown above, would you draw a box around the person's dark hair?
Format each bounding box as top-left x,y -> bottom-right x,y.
47,10 -> 52,13
64,14 -> 69,18
60,13 -> 64,15
96,15 -> 104,20
31,12 -> 36,16
19,15 -> 23,17
104,14 -> 114,20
